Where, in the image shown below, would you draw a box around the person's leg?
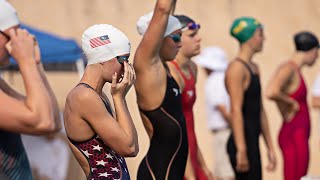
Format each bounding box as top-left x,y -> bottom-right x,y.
279,124 -> 297,180
293,128 -> 309,180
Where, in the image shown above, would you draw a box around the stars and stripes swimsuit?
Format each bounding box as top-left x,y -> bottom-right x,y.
68,83 -> 130,180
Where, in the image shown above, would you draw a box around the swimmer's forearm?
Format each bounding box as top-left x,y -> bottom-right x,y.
267,91 -> 296,106
260,108 -> 274,151
112,96 -> 139,156
184,152 -> 196,179
133,0 -> 176,67
156,0 -> 175,13
231,109 -> 247,153
197,148 -> 209,170
18,60 -> 55,132
37,63 -> 62,131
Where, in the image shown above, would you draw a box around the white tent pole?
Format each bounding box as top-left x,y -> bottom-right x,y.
75,58 -> 85,79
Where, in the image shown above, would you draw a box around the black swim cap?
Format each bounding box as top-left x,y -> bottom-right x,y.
294,31 -> 320,51
174,15 -> 195,28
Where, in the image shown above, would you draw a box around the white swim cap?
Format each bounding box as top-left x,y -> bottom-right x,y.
0,0 -> 19,31
136,11 -> 181,37
82,24 -> 131,65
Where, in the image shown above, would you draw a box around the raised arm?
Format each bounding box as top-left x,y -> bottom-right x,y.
0,28 -> 57,135
134,0 -> 176,71
225,61 -> 248,172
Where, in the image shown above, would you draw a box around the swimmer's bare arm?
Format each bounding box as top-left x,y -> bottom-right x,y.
134,0 -> 176,71
192,60 -> 212,177
0,29 -> 57,135
184,152 -> 196,180
0,34 -> 61,132
256,64 -> 276,171
79,62 -> 138,157
0,63 -> 61,133
260,105 -> 277,171
35,49 -> 61,131
189,61 -> 198,83
266,63 -> 296,105
197,150 -> 214,180
225,61 -> 248,172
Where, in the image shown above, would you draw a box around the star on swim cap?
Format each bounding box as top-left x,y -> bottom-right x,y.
230,17 -> 262,44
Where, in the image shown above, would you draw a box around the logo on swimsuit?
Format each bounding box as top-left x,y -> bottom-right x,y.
173,88 -> 179,96
187,90 -> 193,97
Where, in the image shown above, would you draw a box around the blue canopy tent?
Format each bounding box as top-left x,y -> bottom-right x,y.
7,24 -> 85,71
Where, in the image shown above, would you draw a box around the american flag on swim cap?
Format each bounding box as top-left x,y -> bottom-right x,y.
90,35 -> 111,48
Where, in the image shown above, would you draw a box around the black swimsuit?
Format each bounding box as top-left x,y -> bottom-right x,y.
137,74 -> 188,180
227,59 -> 262,180
68,83 -> 130,180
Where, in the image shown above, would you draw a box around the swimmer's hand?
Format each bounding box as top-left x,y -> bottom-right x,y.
110,62 -> 136,97
266,149 -> 277,172
236,150 -> 250,173
284,100 -> 299,122
5,28 -> 37,65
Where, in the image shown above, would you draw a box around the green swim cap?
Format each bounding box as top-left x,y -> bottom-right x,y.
230,17 -> 262,44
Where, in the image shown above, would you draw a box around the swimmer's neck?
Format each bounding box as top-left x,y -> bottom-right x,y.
174,53 -> 192,69
237,46 -> 257,63
80,67 -> 106,95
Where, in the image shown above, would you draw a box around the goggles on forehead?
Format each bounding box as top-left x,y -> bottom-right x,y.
182,22 -> 201,31
168,33 -> 181,43
116,55 -> 129,64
